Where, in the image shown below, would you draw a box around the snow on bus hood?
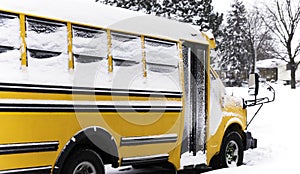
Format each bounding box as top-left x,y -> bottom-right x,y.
222,95 -> 245,110
222,95 -> 246,120
0,0 -> 207,43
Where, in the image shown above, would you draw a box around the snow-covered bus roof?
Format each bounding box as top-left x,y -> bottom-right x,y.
0,0 -> 208,44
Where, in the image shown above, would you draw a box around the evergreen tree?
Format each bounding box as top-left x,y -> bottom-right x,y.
218,0 -> 250,86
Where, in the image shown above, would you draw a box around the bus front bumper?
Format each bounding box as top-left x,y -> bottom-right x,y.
245,132 -> 257,150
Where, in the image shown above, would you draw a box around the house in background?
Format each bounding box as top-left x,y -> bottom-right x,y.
256,59 -> 285,81
214,58 -> 300,84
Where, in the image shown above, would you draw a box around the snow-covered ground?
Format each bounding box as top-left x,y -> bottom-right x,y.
208,83 -> 300,174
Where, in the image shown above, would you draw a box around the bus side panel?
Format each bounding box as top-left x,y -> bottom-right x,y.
0,109 -> 183,170
0,112 -> 80,170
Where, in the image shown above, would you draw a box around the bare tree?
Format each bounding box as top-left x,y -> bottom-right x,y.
263,0 -> 300,89
246,7 -> 277,73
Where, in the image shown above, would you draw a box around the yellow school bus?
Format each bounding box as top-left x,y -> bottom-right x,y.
0,1 -> 257,173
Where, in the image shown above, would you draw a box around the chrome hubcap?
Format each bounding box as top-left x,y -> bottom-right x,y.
73,161 -> 96,174
225,140 -> 239,167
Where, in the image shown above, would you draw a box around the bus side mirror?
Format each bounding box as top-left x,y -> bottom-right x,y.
249,73 -> 259,96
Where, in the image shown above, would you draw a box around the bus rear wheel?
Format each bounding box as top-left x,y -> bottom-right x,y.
61,148 -> 104,174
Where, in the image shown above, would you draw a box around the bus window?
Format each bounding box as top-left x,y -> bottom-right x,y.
0,13 -> 20,50
72,25 -> 109,88
145,38 -> 179,72
25,17 -> 69,85
0,13 -> 21,81
145,38 -> 181,91
111,32 -> 141,66
26,17 -> 67,58
110,32 -> 143,90
72,25 -> 107,63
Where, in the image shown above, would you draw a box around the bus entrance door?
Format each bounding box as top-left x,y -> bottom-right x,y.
181,42 -> 208,156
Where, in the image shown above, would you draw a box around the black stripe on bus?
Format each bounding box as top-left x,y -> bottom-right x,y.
0,103 -> 182,113
120,134 -> 178,146
0,82 -> 182,98
0,142 -> 59,155
121,154 -> 169,166
0,166 -> 52,174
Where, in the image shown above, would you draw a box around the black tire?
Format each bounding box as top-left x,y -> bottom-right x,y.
210,131 -> 244,169
61,148 -> 105,174
221,131 -> 244,168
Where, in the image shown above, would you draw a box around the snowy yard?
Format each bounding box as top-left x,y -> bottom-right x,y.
208,83 -> 300,174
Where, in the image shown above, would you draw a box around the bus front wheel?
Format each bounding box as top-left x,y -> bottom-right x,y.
221,131 -> 244,168
210,131 -> 244,169
61,148 -> 105,174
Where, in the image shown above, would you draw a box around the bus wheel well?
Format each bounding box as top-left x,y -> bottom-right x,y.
209,123 -> 244,169
225,124 -> 243,136
225,123 -> 246,147
67,138 -> 116,165
53,127 -> 119,174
